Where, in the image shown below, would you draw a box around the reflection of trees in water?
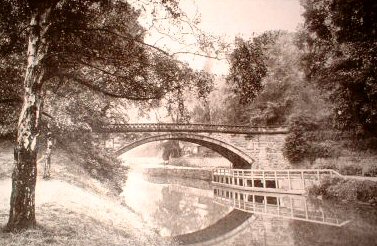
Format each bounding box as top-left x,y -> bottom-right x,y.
290,203 -> 377,246
152,186 -> 229,236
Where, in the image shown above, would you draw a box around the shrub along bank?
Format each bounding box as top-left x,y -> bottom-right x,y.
283,115 -> 377,178
308,177 -> 377,206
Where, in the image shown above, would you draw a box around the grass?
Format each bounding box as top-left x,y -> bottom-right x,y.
1,206 -> 134,246
0,140 -> 176,246
0,141 -> 14,179
312,156 -> 377,177
0,204 -> 173,246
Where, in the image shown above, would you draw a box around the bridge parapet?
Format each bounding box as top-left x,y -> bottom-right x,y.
94,123 -> 289,134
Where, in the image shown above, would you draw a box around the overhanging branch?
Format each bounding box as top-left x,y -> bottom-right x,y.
0,98 -> 23,104
62,73 -> 164,101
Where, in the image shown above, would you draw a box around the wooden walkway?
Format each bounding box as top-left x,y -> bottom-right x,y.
212,168 -> 343,195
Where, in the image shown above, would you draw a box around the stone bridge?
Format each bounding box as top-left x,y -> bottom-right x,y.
92,123 -> 290,169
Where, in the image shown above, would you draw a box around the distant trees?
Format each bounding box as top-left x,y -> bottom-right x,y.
161,140 -> 182,161
188,32 -> 281,125
191,31 -> 330,128
300,0 -> 377,138
227,33 -> 275,105
0,0 -> 213,232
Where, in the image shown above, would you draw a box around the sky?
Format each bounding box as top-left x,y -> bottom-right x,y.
185,0 -> 303,36
134,0 -> 304,74
178,0 -> 304,74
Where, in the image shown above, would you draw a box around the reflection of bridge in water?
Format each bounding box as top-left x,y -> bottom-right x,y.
213,186 -> 350,227
143,170 -> 349,245
170,185 -> 349,245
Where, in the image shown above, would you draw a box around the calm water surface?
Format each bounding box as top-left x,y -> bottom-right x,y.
121,159 -> 377,246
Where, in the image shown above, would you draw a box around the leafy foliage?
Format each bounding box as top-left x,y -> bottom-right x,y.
0,0 -> 214,136
0,0 -> 215,231
226,34 -> 272,105
309,177 -> 377,206
192,32 -> 331,127
300,0 -> 377,137
283,115 -> 332,164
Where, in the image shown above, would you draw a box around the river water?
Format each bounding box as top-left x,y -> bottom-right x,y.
120,157 -> 377,246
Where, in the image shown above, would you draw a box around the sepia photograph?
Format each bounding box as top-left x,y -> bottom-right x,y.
0,0 -> 376,245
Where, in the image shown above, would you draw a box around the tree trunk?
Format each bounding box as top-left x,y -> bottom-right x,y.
5,4 -> 52,232
43,128 -> 53,179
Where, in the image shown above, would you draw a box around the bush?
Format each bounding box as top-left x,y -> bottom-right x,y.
355,180 -> 377,204
312,159 -> 337,170
284,115 -> 331,164
308,177 -> 377,206
339,164 -> 363,176
362,162 -> 377,177
55,132 -> 127,194
309,177 -> 343,197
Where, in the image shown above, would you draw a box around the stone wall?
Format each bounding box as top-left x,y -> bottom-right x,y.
143,167 -> 212,181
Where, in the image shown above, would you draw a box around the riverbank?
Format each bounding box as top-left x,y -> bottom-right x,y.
143,166 -> 212,181
0,141 -> 175,246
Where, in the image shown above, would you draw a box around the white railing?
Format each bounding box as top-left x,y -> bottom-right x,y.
212,168 -> 343,194
214,168 -> 342,178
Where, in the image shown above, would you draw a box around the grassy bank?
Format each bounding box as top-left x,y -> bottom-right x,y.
0,140 -> 175,246
308,177 -> 377,206
312,156 -> 377,177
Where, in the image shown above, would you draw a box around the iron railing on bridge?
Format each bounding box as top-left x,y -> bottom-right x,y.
94,123 -> 289,134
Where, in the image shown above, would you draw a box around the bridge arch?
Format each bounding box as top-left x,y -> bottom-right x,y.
115,133 -> 254,169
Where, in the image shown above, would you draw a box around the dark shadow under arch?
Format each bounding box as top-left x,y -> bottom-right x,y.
115,133 -> 254,169
172,210 -> 253,245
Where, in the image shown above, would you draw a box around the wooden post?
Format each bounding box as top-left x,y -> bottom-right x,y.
274,170 -> 278,189
252,195 -> 255,211
277,197 -> 281,216
264,195 -> 267,213
290,196 -> 294,217
43,127 -> 53,179
251,170 -> 254,188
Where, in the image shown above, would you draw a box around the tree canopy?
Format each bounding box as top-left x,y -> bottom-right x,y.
0,0 -> 214,232
300,0 -> 377,137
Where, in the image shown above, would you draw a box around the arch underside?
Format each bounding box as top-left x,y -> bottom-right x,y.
115,133 -> 253,169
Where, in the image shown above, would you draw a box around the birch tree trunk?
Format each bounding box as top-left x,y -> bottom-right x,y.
6,4 -> 53,232
43,128 -> 53,179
